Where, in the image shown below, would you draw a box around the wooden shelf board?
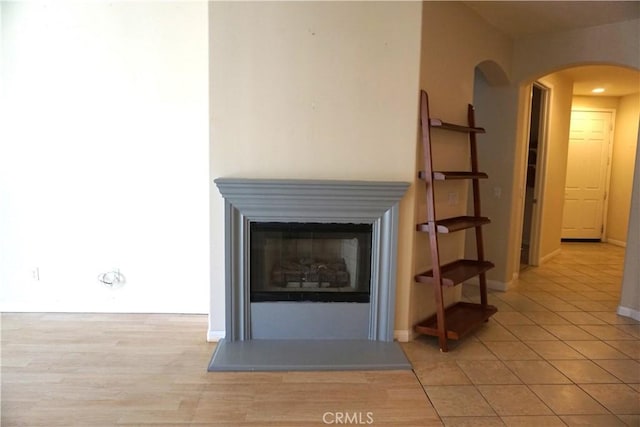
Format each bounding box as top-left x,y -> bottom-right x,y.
414,301 -> 497,340
415,259 -> 495,287
417,216 -> 491,233
429,118 -> 486,134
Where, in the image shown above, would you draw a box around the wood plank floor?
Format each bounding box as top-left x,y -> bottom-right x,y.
1,313 -> 440,426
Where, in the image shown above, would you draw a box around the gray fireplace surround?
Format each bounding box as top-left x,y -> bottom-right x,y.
209,178 -> 411,371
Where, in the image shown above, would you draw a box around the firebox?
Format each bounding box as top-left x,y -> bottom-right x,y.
250,222 -> 373,303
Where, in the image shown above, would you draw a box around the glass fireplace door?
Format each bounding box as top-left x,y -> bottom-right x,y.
250,222 -> 372,303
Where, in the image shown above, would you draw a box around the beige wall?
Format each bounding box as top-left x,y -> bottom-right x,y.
572,96 -> 619,111
470,72 -> 521,285
620,127 -> 640,318
536,73 -> 573,259
210,2 -> 421,181
208,2 -> 423,336
609,94 -> 640,244
513,19 -> 640,82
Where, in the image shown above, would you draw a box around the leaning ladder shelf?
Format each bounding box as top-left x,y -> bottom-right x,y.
414,90 -> 497,352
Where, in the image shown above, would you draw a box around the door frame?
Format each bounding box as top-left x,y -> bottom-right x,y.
524,82 -> 550,266
564,108 -> 616,241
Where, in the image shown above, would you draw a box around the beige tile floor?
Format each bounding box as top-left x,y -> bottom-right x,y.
404,242 -> 640,426
2,243 -> 638,426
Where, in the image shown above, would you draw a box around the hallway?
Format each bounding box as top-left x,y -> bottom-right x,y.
404,242 -> 639,425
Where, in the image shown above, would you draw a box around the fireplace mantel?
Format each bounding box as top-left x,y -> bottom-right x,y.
215,178 -> 409,223
214,178 -> 409,344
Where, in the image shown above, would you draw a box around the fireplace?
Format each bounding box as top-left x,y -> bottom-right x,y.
209,178 -> 410,370
250,222 -> 372,303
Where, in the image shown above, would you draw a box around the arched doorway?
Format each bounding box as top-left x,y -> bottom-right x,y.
514,65 -> 639,271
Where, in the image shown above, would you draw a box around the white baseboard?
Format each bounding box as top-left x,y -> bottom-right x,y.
487,279 -> 509,292
207,330 -> 225,342
617,306 -> 640,322
394,329 -> 416,342
539,247 -> 562,264
606,238 -> 627,248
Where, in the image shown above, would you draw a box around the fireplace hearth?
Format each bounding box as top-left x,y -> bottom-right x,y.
209,178 -> 410,371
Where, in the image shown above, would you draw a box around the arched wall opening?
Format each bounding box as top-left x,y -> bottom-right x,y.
513,64 -> 639,267
509,63 -> 640,319
467,61 -> 518,291
516,64 -> 640,262
476,59 -> 510,87
469,59 -> 639,308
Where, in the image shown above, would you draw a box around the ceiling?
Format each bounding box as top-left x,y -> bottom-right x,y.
561,66 -> 640,97
463,1 -> 640,38
463,1 -> 640,96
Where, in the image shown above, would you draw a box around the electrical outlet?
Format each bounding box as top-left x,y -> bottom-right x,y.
448,192 -> 458,205
494,187 -> 502,198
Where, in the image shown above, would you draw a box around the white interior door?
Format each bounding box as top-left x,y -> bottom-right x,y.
562,110 -> 612,239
